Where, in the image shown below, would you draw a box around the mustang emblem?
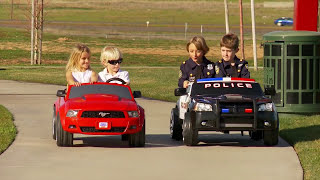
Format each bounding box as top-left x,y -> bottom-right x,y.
99,112 -> 110,117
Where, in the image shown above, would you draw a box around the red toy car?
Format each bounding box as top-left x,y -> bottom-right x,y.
52,80 -> 145,147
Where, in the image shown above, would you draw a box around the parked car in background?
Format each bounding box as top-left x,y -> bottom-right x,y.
274,17 -> 293,26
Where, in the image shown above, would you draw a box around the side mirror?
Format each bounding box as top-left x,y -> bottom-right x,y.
56,90 -> 66,97
174,88 -> 187,96
264,87 -> 276,96
133,91 -> 142,98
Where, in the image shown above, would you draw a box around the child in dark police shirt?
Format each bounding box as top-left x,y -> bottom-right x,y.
215,33 -> 250,78
178,36 -> 215,88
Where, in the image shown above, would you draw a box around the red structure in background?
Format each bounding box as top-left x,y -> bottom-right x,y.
294,0 -> 318,31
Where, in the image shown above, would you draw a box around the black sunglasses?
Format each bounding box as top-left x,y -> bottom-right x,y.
108,59 -> 123,65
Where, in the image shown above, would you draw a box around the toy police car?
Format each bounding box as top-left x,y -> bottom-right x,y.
53,81 -> 145,147
170,77 -> 279,146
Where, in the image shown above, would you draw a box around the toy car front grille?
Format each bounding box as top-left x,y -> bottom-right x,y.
219,102 -> 254,114
80,127 -> 126,133
81,111 -> 125,118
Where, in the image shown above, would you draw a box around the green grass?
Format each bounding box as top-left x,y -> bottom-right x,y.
0,105 -> 17,155
0,0 -> 293,28
280,115 -> 320,180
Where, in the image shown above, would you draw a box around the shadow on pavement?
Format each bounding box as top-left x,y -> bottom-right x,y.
72,134 -> 183,148
197,133 -> 290,147
71,133 -> 290,148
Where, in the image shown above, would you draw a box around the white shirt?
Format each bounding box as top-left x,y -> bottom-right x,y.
98,68 -> 130,83
72,70 -> 92,83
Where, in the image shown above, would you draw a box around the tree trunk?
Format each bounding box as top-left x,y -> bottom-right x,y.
31,0 -> 34,65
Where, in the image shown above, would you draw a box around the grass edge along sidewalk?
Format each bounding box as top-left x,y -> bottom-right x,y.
0,105 -> 17,155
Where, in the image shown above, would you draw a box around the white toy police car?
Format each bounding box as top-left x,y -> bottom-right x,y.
170,77 -> 279,146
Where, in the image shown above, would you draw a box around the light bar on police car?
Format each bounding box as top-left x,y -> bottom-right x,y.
197,77 -> 256,83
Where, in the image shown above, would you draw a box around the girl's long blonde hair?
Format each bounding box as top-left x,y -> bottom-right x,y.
66,44 -> 91,72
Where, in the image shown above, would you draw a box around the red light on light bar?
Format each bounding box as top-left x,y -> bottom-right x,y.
231,78 -> 255,82
245,109 -> 253,113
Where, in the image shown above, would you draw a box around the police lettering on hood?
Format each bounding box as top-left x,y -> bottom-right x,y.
178,56 -> 215,88
215,56 -> 250,78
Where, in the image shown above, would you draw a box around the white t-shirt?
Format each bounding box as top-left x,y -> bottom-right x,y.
98,68 -> 130,83
72,70 -> 92,83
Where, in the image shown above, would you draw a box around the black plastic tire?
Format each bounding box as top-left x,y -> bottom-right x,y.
170,108 -> 183,141
121,134 -> 129,141
52,107 -> 57,140
182,113 -> 198,146
250,130 -> 263,141
263,128 -> 279,146
128,121 -> 145,147
56,113 -> 73,147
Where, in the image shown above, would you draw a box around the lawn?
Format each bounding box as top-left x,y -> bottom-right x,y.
0,105 -> 16,155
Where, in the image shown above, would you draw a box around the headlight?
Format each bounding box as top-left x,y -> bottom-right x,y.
128,111 -> 139,118
66,110 -> 79,117
194,103 -> 212,111
258,103 -> 274,111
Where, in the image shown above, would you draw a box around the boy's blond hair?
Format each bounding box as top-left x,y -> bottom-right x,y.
186,36 -> 209,55
220,33 -> 239,50
100,46 -> 122,64
66,44 -> 91,72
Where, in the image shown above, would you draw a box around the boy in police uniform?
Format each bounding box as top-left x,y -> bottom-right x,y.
215,33 -> 250,78
178,36 -> 215,88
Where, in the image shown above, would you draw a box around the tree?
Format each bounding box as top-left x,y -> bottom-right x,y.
30,0 -> 45,65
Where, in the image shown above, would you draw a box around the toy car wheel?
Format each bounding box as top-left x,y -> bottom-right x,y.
128,120 -> 145,147
182,113 -> 198,146
170,108 -> 183,140
277,22 -> 282,26
56,113 -> 73,147
263,128 -> 279,146
52,106 -> 57,140
121,134 -> 129,141
249,130 -> 263,141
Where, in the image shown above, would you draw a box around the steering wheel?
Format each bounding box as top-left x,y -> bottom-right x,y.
105,77 -> 126,85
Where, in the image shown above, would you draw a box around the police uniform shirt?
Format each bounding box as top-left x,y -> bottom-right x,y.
215,56 -> 250,78
178,56 -> 215,87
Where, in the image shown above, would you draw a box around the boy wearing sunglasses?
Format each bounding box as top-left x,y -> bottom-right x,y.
98,46 -> 130,85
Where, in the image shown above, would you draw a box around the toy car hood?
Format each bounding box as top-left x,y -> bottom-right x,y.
66,94 -> 138,111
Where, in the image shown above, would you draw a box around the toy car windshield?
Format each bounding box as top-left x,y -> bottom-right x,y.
191,78 -> 264,98
68,84 -> 132,100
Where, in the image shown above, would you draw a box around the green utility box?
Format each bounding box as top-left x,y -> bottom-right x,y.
263,31 -> 320,114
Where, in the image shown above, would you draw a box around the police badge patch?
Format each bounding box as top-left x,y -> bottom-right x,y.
207,64 -> 213,70
215,66 -> 219,74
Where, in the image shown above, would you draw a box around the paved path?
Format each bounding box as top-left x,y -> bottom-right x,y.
0,80 -> 303,180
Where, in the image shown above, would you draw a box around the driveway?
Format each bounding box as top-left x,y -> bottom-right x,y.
0,80 -> 303,180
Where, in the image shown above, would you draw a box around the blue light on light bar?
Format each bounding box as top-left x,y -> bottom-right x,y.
197,77 -> 256,83
197,78 -> 223,82
221,109 -> 230,113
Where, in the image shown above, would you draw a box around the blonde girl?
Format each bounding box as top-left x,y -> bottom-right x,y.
66,44 -> 98,86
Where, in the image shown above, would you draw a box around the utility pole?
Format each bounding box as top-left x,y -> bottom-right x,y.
251,0 -> 257,71
239,0 -> 245,60
11,0 -> 13,20
224,0 -> 230,34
